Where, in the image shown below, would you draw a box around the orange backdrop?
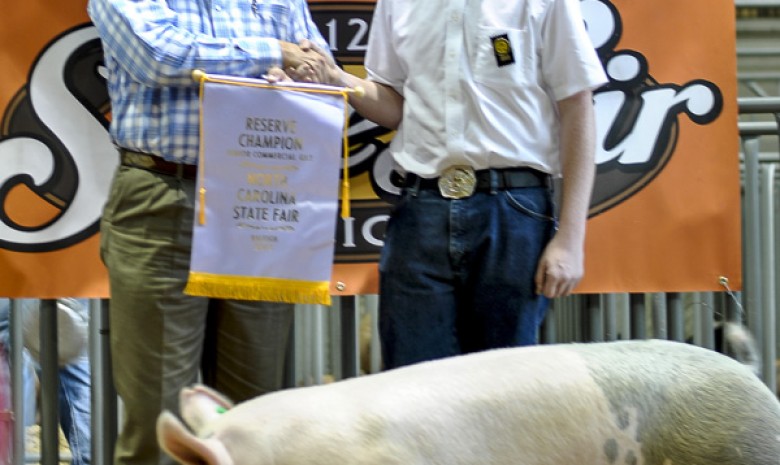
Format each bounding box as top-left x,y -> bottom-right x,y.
0,2 -> 105,298
0,0 -> 740,298
578,0 -> 741,292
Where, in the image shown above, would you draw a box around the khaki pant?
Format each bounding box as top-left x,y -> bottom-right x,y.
100,165 -> 293,465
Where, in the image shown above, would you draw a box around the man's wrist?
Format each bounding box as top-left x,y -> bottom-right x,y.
333,67 -> 349,88
279,40 -> 300,68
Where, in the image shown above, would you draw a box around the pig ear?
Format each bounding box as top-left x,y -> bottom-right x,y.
180,385 -> 235,436
157,410 -> 234,465
190,384 -> 235,409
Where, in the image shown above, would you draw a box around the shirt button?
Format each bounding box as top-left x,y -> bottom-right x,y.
450,12 -> 459,22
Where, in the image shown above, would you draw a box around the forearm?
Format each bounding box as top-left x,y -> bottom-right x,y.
533,89 -> 596,297
287,39 -> 404,129
555,89 -> 597,250
339,72 -> 403,130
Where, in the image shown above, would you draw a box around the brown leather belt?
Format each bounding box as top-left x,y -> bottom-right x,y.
119,149 -> 197,180
404,166 -> 550,199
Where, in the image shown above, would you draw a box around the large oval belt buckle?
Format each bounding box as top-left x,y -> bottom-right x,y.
438,165 -> 477,199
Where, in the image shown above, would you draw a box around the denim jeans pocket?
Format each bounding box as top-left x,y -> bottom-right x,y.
502,188 -> 555,222
390,189 -> 415,214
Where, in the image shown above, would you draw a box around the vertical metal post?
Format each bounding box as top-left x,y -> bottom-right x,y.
775,167 -> 780,365
340,296 -> 359,379
313,306 -> 325,385
283,308 -> 296,389
10,300 -> 25,465
666,293 -> 684,342
651,293 -> 668,340
293,305 -> 304,385
297,305 -> 314,385
629,293 -> 646,340
328,302 -> 341,380
569,296 -> 585,342
91,299 -> 117,465
541,302 -> 557,344
548,299 -> 565,342
603,294 -> 618,341
760,163 -> 777,388
616,293 -> 631,341
39,299 -> 60,465
698,293 -> 716,350
742,136 -> 764,350
365,295 -> 382,374
587,294 -> 603,342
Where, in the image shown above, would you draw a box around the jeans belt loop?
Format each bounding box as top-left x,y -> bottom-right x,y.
406,173 -> 421,197
489,169 -> 499,195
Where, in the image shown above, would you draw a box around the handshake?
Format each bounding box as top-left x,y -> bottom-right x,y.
270,39 -> 349,88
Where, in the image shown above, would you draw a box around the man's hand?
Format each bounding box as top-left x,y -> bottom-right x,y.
280,40 -> 344,86
278,40 -> 404,130
534,235 -> 584,299
533,89 -> 597,299
263,66 -> 292,83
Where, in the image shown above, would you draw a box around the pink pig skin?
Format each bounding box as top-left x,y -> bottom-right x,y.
157,339 -> 780,465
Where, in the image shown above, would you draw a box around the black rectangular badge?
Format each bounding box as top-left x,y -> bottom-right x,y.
491,33 -> 515,67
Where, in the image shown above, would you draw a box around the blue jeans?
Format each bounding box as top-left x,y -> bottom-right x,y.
53,299 -> 92,465
379,184 -> 555,369
58,354 -> 91,465
0,298 -> 91,465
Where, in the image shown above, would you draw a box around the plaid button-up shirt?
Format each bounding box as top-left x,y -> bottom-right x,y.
88,0 -> 330,164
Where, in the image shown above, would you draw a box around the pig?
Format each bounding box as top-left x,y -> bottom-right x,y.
157,339 -> 780,465
717,321 -> 762,376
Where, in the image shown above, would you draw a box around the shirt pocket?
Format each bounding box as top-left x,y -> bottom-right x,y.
250,1 -> 291,38
471,26 -> 535,88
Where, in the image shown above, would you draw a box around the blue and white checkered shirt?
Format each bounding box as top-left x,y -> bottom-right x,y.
88,0 -> 330,164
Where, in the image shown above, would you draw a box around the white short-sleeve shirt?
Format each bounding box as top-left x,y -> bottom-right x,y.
365,0 -> 608,177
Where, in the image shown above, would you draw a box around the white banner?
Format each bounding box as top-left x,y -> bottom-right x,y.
185,76 -> 348,305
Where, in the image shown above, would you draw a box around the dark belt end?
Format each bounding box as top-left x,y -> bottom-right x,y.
119,149 -> 197,180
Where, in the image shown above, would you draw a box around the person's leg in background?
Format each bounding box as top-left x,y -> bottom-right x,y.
58,354 -> 91,465
54,298 -> 92,465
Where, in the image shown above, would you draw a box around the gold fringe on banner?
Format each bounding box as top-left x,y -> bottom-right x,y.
185,71 -> 360,305
185,272 -> 332,305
